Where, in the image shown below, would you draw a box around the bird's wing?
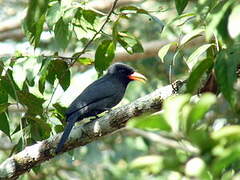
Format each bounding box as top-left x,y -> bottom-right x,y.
65,75 -> 116,117
66,93 -> 114,118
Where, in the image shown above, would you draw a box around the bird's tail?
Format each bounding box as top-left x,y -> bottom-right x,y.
55,118 -> 76,154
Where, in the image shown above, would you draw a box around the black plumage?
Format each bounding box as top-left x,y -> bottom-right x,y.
56,63 -> 146,153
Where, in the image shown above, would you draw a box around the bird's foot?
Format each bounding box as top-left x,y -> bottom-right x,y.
89,108 -> 111,121
89,115 -> 99,121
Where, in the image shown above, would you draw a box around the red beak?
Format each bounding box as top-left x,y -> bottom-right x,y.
128,72 -> 147,83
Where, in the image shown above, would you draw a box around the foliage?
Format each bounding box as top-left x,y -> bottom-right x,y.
0,0 -> 240,179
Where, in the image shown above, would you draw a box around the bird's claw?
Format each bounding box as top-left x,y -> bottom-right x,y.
89,115 -> 99,121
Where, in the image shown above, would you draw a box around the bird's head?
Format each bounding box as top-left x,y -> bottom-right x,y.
107,63 -> 147,83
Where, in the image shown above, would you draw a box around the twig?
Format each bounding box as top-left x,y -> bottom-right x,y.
124,127 -> 199,154
45,83 -> 59,114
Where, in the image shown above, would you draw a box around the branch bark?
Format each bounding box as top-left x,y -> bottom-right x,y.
0,80 -> 184,180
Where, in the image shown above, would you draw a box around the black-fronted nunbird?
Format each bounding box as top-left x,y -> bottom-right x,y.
56,63 -> 147,153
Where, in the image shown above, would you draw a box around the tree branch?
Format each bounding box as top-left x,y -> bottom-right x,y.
123,127 -> 199,154
0,80 -> 184,180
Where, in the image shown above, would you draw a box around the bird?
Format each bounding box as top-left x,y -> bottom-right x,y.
55,63 -> 147,153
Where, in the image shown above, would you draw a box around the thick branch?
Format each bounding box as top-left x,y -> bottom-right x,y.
0,80 -> 184,180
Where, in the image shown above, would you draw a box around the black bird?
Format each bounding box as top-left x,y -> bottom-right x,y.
56,63 -> 146,153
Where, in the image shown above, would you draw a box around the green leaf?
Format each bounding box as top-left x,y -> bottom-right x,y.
39,75 -> 46,94
38,58 -> 51,94
120,7 -> 164,31
54,125 -> 64,133
0,70 -> 20,100
11,125 -> 20,135
117,32 -> 144,54
120,6 -> 149,15
158,42 -> 177,63
112,19 -> 119,42
217,4 -> 233,45
212,125 -> 240,141
186,58 -> 213,93
22,0 -> 49,47
0,103 -> 10,114
39,59 -> 70,92
12,138 -> 23,153
27,116 -> 51,139
53,102 -> 67,119
77,57 -> 94,65
0,112 -> 10,139
45,61 -> 56,85
46,1 -> 62,28
215,49 -> 240,106
17,91 -> 45,115
171,12 -> 196,23
120,6 -> 140,12
175,0 -> 189,15
23,79 -> 31,92
73,8 -> 92,40
187,93 -> 216,132
189,129 -> 213,152
53,60 -> 71,91
0,61 -> 4,76
95,40 -> 116,75
73,8 -> 102,40
206,45 -> 217,59
52,103 -> 66,124
82,9 -> 99,25
163,94 -> 191,132
206,0 -> 235,40
180,29 -> 204,47
212,143 -> 240,176
128,114 -> 171,131
186,44 -> 213,70
26,76 -> 35,87
0,87 -> 8,104
54,18 -> 72,50
11,119 -> 28,136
